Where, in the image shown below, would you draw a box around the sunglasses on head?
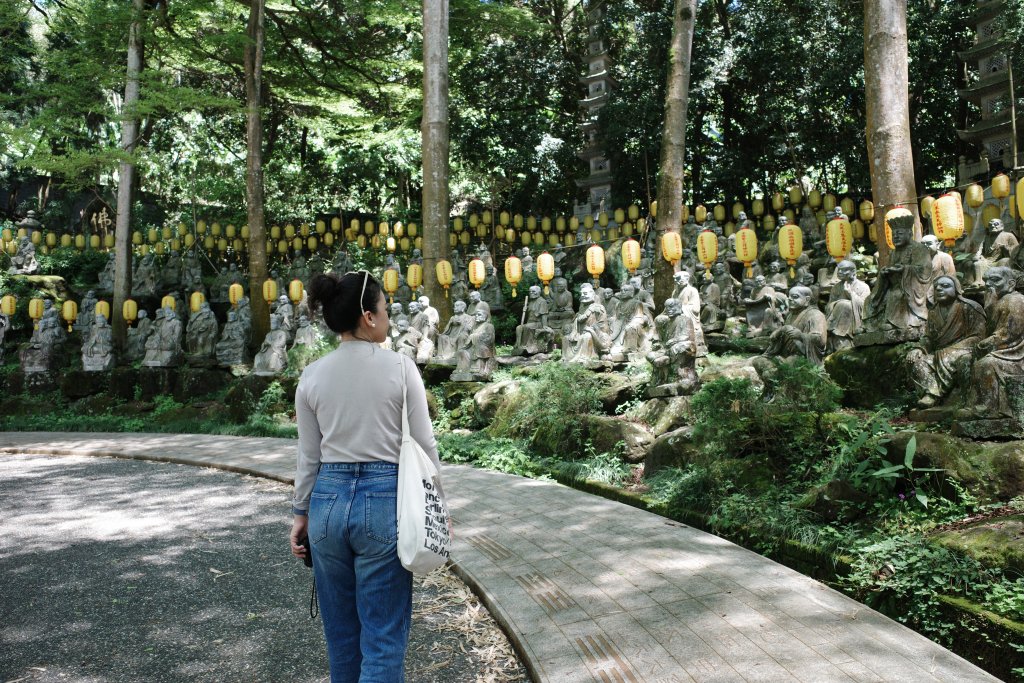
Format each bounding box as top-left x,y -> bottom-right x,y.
344,270 -> 371,313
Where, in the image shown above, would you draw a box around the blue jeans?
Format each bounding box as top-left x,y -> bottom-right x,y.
309,462 -> 412,683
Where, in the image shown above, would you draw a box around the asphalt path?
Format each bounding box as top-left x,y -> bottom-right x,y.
0,454 -> 526,683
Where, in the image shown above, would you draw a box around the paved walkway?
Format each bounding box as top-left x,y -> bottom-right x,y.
0,432 -> 1000,683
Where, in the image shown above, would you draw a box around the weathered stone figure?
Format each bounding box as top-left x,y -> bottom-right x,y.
9,236 -> 39,275
742,275 -> 782,338
712,262 -> 738,317
698,270 -> 724,332
563,284 -> 611,364
253,314 -> 289,376
905,275 -> 986,408
646,298 -> 706,397
921,235 -> 956,283
161,250 -> 183,290
481,265 -> 505,313
41,299 -> 67,344
452,307 -> 496,382
546,276 -> 575,335
513,285 -> 554,356
292,315 -> 318,348
236,296 -> 253,344
182,250 -> 204,292
766,260 -> 789,293
332,249 -> 353,275
125,310 -> 152,361
760,286 -> 828,365
408,300 -> 436,364
143,306 -> 184,367
671,270 -> 701,319
75,291 -> 99,332
825,260 -> 870,352
435,300 -> 474,364
132,254 -> 159,298
20,315 -> 61,373
862,219 -> 932,337
969,267 -> 1024,417
82,313 -> 115,372
393,318 -> 422,361
0,311 -> 9,362
519,247 -> 534,272
186,301 -> 219,361
275,295 -> 295,341
98,253 -> 116,294
216,311 -> 250,366
606,282 -> 656,362
969,218 -> 1018,285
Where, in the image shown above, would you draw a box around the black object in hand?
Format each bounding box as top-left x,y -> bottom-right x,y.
301,535 -> 313,568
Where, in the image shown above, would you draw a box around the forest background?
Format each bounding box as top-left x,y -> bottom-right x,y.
3,0 -> 1024,232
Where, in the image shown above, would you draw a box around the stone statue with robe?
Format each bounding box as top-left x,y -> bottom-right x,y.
513,285 -> 554,356
82,314 -> 115,372
563,284 -> 612,364
862,218 -> 932,340
452,307 -> 497,382
216,311 -> 250,366
435,300 -> 473,364
968,267 -> 1024,418
126,310 -> 153,362
186,301 -> 219,363
825,260 -> 870,353
253,314 -> 289,376
606,281 -> 656,362
143,306 -> 184,367
646,297 -> 706,397
758,286 -> 828,366
742,275 -> 783,338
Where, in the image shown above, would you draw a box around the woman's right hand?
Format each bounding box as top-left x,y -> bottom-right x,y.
289,515 -> 309,559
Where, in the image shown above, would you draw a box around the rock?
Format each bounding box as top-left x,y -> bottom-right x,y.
473,380 -> 520,421
23,370 -> 59,394
597,374 -> 644,414
442,381 -> 482,410
645,426 -> 700,477
422,363 -> 454,386
705,333 -> 769,355
951,418 -> 1024,441
582,415 -> 654,464
889,431 -> 1024,502
173,368 -> 231,403
425,390 -> 438,421
824,343 -> 917,408
629,397 -> 692,436
138,367 -> 178,401
60,370 -> 109,399
1,370 -> 25,396
223,374 -> 279,423
698,354 -> 763,388
109,367 -> 140,401
931,515 -> 1024,572
793,479 -> 870,523
71,394 -> 120,415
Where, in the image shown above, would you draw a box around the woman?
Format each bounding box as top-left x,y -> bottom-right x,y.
290,270 -> 440,682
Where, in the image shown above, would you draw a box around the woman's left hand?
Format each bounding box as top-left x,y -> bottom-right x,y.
290,515 -> 309,559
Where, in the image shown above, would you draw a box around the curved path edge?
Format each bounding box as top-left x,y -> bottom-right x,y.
0,432 -> 1000,683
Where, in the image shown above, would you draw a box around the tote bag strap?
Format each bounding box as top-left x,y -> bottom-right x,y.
400,356 -> 411,440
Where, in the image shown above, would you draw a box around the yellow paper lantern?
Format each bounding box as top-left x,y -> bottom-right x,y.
45,233 -> 56,248
713,204 -> 726,222
204,236 -> 215,250
694,205 -> 707,224
584,215 -> 594,230
548,233 -> 559,247
1017,178 -> 1024,220
62,300 -> 78,331
330,217 -> 341,233
436,260 -> 453,297
883,207 -> 912,250
197,220 -> 208,235
564,233 -> 577,247
808,189 -> 822,209
840,197 -> 855,217
407,263 -> 423,293
852,219 -> 866,240
649,200 -> 658,218
966,184 -> 984,209
824,193 -> 837,212
614,208 -> 625,225
482,210 -> 492,225
778,224 -> 803,277
378,222 -> 389,236
763,215 -> 777,233
532,232 -> 544,247
28,298 -> 44,328
291,237 -> 302,252
153,242 -> 165,256
536,216 -> 546,232
104,234 -> 115,249
752,199 -> 765,217
449,233 -> 457,248
735,228 -> 758,277
350,218 -> 361,233
519,230 -> 530,246
184,234 -> 195,248
537,252 -> 555,293
262,279 -> 278,304
61,234 -> 73,248
459,231 -> 471,246
211,222 -> 222,237
357,235 -> 368,249
771,192 -> 785,212
933,194 -> 965,247
627,205 -> 639,221
324,232 -> 334,247
859,200 -> 875,223
789,185 -> 803,206
919,196 -> 935,218
315,220 -> 326,235
88,234 -> 100,250
139,244 -> 150,256
190,291 -> 206,313
74,234 -> 85,250
271,225 -> 282,239
226,224 -> 237,239
622,239 -> 641,274
30,231 -> 41,246
598,211 -> 609,228
694,231 -> 717,276
505,228 -> 517,244
285,223 -> 296,239
217,238 -> 227,252
724,222 -> 735,237
385,236 -> 397,253
499,211 -> 510,226
586,244 -> 605,286
504,256 -> 522,297
401,237 -> 412,252
825,214 -> 853,262
1,294 -> 16,316
289,279 -> 304,304
556,216 -> 567,233
122,299 -> 137,326
228,283 -> 244,307
468,259 -> 486,289
622,222 -> 634,237
233,238 -> 243,252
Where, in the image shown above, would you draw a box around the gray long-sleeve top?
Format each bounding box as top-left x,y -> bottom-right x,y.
292,341 -> 440,514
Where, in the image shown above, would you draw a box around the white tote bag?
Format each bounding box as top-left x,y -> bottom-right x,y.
397,360 -> 452,573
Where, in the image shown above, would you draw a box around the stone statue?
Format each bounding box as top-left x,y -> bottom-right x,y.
143,306 -> 184,367
216,310 -> 250,367
606,281 -> 656,362
968,267 -> 1024,417
393,318 -> 422,361
825,260 -> 870,352
186,301 -> 219,362
474,244 -> 494,271
466,290 -> 489,317
758,285 -> 828,366
481,265 -> 504,313
450,272 -> 469,303
435,300 -> 473,364
766,260 -> 789,293
332,249 -> 353,275
862,218 -> 932,339
211,267 -> 229,303
921,235 -> 956,283
41,299 -> 67,345
671,271 -> 701,319
546,276 -> 575,336
132,254 -> 159,298
292,315 -> 318,348
452,307 -> 496,382
98,253 -> 116,295
698,270 -> 724,332
519,247 -> 535,272
236,296 -> 253,344
8,236 -> 39,275
74,290 -> 99,332
290,255 -> 310,285
712,262 -> 738,317
161,250 -> 183,290
307,253 -> 326,277
387,302 -> 408,348
182,250 -> 204,292
408,300 -> 436,364
395,274 -> 412,307
125,310 -> 153,362
419,296 -> 440,334
274,295 -> 295,342
799,206 -> 821,242
512,285 -> 554,356
82,313 -> 114,372
410,248 -> 423,266
798,272 -> 820,307
563,284 -> 611,364
969,218 -> 1018,285
905,275 -> 986,408
646,297 -> 706,397
0,311 -> 8,363
742,275 -> 783,338
253,314 -> 289,376
20,315 -> 62,373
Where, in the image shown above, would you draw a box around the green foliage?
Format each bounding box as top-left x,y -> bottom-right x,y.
437,432 -> 547,478
645,465 -> 732,515
553,442 -> 633,487
709,491 -> 842,556
35,248 -> 108,289
488,361 -> 602,458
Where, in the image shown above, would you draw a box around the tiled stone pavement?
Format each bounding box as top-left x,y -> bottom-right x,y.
0,432 -> 1000,683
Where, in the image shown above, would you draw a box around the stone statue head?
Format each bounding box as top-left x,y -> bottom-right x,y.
138,309 -> 148,321
469,291 -> 481,304
522,247 -> 531,256
412,248 -> 422,259
754,274 -> 767,288
801,206 -> 813,218
768,261 -> 781,274
629,275 -> 643,291
664,298 -> 681,317
390,303 -> 404,317
711,262 -> 726,276
711,223 -> 723,237
86,290 -> 96,299
984,266 -> 1017,297
227,310 -> 237,323
278,294 -> 289,306
528,285 -> 541,299
420,296 -> 430,308
408,301 -> 421,315
620,282 -> 635,298
201,302 -> 211,313
163,306 -> 177,320
298,315 -> 310,327
94,313 -> 109,326
453,300 -> 467,314
800,272 -> 815,286
271,269 -> 279,278
789,285 -> 813,311
837,260 -> 857,282
552,278 -> 567,294
988,218 -> 1004,234
739,212 -> 747,221
891,223 -> 913,247
238,296 -> 249,307
580,284 -> 596,305
921,234 -> 939,254
474,307 -> 490,324
397,318 -> 410,333
155,308 -> 167,321
932,275 -> 960,305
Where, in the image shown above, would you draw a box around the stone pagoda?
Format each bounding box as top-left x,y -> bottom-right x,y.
574,0 -> 615,220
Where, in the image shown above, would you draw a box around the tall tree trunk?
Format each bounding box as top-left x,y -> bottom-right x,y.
421,0 -> 451,326
245,0 -> 270,344
112,0 -> 145,350
653,0 -> 697,310
864,0 -> 919,266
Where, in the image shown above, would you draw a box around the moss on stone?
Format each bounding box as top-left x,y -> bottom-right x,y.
931,515 -> 1024,573
824,343 -> 917,409
890,431 -> 1024,502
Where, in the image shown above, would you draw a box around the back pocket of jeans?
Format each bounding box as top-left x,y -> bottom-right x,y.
309,492 -> 337,545
365,492 -> 398,544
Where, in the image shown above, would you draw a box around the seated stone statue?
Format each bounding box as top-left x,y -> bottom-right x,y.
82,313 -> 115,372
606,281 -> 656,362
20,315 -> 62,373
646,298 -> 706,397
513,285 -> 554,356
968,267 -> 1024,417
74,290 -> 99,332
671,271 -> 701,319
132,254 -> 159,298
766,261 -> 789,293
332,249 -> 353,276
385,302 -> 407,351
698,270 -> 724,332
290,256 -> 311,285
563,284 -> 611,364
393,318 -> 422,361
968,218 -> 1018,285
186,301 -> 219,362
905,275 -> 986,408
757,285 -> 828,366
743,275 -> 783,338
408,300 -> 437,364
236,296 -> 253,343
825,260 -> 870,352
125,310 -> 153,362
216,310 -> 250,366
98,253 -> 116,295
8,236 -> 39,275
435,300 -> 474,364
274,295 -> 295,342
253,314 -> 289,376
143,306 -> 184,368
920,235 -> 956,284
545,276 -> 575,337
182,250 -> 204,293
466,290 -> 490,317
450,273 -> 469,303
292,315 -> 318,349
799,205 -> 821,242
862,218 -> 932,339
519,247 -> 534,272
161,250 -> 183,291
481,265 -> 504,313
41,299 -> 67,345
712,262 -> 739,318
452,307 -> 496,382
